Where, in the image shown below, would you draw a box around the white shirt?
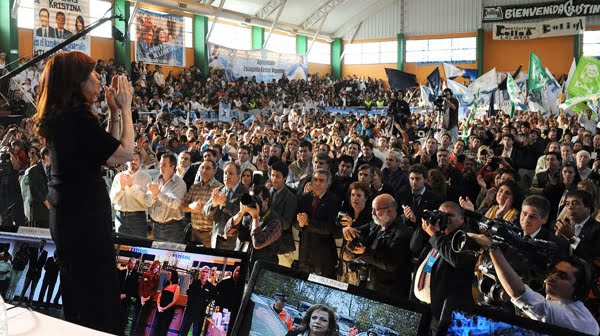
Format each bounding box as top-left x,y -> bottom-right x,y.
110,169 -> 152,212
571,215 -> 590,250
145,174 -> 187,223
512,286 -> 599,335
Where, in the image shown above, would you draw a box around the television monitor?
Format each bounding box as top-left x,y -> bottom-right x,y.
231,261 -> 431,336
437,305 -> 590,336
114,235 -> 248,336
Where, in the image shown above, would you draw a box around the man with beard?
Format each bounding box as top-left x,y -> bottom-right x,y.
342,194 -> 412,298
110,152 -> 152,238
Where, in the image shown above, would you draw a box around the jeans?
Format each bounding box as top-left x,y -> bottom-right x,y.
153,219 -> 185,243
116,211 -> 148,239
448,126 -> 459,143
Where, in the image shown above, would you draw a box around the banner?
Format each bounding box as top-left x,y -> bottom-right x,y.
567,56 -> 600,98
493,17 -> 585,40
208,43 -> 307,82
483,0 -> 600,22
33,0 -> 90,55
470,68 -> 498,107
135,8 -> 185,67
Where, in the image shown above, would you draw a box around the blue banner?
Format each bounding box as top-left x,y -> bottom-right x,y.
135,8 -> 185,67
208,43 -> 307,82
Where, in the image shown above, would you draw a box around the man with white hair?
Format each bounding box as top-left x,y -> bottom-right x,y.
575,150 -> 592,181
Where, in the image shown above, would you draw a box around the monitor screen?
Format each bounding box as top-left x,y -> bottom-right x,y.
115,238 -> 247,336
439,308 -> 590,336
232,261 -> 430,336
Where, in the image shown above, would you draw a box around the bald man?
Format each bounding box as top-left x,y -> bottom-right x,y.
342,194 -> 412,299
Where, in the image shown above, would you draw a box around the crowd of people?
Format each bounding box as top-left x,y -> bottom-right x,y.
2,55 -> 600,335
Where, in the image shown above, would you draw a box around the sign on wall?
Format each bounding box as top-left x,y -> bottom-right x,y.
135,8 -> 185,67
207,43 -> 308,82
483,0 -> 600,22
493,17 -> 585,40
33,0 -> 90,56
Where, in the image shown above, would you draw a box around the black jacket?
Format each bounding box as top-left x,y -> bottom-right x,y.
396,186 -> 442,230
409,226 -> 476,319
354,216 -> 412,299
27,161 -> 49,224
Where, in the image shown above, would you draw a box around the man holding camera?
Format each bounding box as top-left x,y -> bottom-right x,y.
342,194 -> 412,299
441,88 -> 459,143
468,233 -> 599,335
410,202 -> 476,327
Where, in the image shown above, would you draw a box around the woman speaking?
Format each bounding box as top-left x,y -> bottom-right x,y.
33,52 -> 134,333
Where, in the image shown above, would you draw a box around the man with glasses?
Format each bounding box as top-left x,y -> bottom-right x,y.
342,194 -> 412,299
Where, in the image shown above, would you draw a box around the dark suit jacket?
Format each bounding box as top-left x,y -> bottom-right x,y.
355,217 -> 413,299
181,164 -> 199,191
185,280 -> 216,317
396,186 -> 442,230
205,184 -> 247,244
573,217 -> 600,260
35,26 -> 56,38
410,226 -> 477,319
296,190 -> 341,277
270,186 -> 298,254
531,170 -> 560,191
56,28 -> 72,39
27,161 -> 49,224
26,247 -> 47,279
118,268 -> 140,299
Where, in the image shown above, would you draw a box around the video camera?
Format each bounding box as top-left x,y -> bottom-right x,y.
434,96 -> 445,109
451,211 -> 560,304
240,193 -> 262,208
422,209 -> 449,232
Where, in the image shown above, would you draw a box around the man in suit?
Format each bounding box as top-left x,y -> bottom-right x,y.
18,239 -> 48,306
530,151 -> 562,195
269,161 -> 298,267
556,190 -> 600,262
27,147 -> 51,228
179,266 -> 216,336
177,151 -> 199,191
296,169 -> 341,278
495,133 -> 521,171
36,251 -> 59,309
118,257 -> 140,334
410,201 -> 477,328
55,12 -> 72,39
204,162 -> 246,250
434,148 -> 464,202
398,164 -> 441,230
342,194 -> 412,299
35,8 -> 56,38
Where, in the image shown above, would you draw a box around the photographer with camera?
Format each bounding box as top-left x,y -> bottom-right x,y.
467,233 -> 599,335
225,185 -> 282,265
441,89 -> 459,143
410,202 -> 476,330
342,194 -> 412,299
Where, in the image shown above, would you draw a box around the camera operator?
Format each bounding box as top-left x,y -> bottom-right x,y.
389,90 -> 410,135
467,233 -> 599,335
410,202 -> 476,330
342,194 -> 412,299
226,185 -> 282,266
441,89 -> 459,143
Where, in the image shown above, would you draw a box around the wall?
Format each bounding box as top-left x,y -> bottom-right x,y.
342,63 -> 396,81
483,32 -> 573,77
309,63 -> 332,77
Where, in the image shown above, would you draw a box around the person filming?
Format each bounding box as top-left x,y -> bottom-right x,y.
467,233 -> 599,335
32,52 -> 134,333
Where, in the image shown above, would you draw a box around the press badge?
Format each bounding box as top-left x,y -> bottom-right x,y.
423,254 -> 438,273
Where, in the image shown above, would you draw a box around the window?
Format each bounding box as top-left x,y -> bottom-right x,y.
207,21 -> 251,50
308,41 -> 331,65
583,30 -> 600,57
265,32 -> 296,54
343,41 -> 397,65
406,37 -> 476,64
130,9 -> 193,48
18,0 -> 112,38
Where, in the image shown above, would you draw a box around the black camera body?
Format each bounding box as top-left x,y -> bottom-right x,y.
434,96 -> 445,108
240,193 -> 262,208
422,209 -> 449,231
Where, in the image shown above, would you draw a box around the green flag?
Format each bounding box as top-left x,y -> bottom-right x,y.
528,52 -> 551,93
567,56 -> 600,98
506,74 -> 523,105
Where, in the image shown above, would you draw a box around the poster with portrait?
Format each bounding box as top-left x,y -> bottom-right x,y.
33,0 -> 90,56
134,8 -> 185,67
207,42 -> 308,83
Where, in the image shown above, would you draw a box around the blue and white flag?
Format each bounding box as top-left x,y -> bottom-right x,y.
447,79 -> 475,107
426,67 -> 442,95
470,68 -> 499,107
443,63 -> 478,81
420,85 -> 435,107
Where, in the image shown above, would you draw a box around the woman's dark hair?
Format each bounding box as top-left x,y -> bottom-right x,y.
166,269 -> 179,286
495,180 -> 523,210
33,51 -> 96,141
298,304 -> 339,336
561,161 -> 581,186
347,182 -> 370,200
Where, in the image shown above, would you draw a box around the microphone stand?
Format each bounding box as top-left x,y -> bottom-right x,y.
0,14 -> 124,85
